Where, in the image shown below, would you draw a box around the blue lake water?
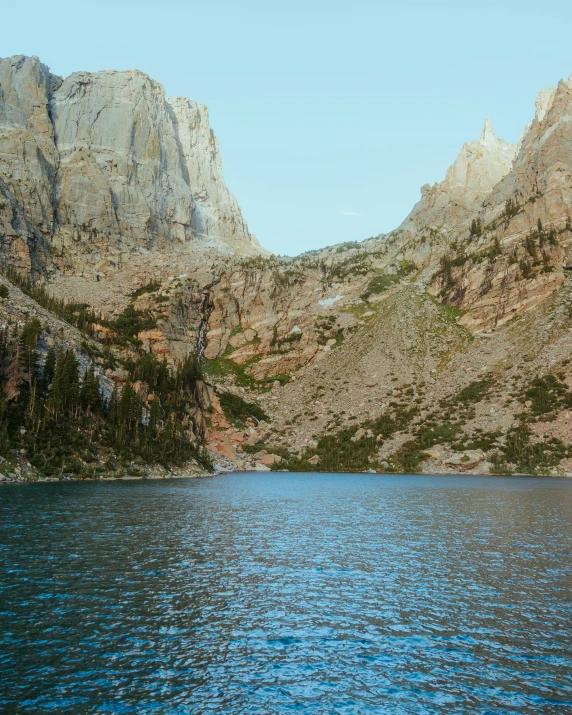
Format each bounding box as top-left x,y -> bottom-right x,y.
1,472 -> 571,714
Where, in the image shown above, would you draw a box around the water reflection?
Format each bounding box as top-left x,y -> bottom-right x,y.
1,473 -> 571,713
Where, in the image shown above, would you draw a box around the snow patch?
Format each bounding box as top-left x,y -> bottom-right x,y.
318,295 -> 344,308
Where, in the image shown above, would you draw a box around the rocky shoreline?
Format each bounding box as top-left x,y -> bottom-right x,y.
2,467 -> 570,486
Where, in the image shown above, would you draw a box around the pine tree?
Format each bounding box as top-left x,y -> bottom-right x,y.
118,381 -> 142,433
50,348 -> 80,416
157,357 -> 171,392
43,345 -> 56,387
26,380 -> 38,420
108,382 -> 119,422
18,319 -> 42,393
48,346 -> 64,414
81,364 -> 101,413
64,350 -> 80,414
470,218 -> 482,237
179,353 -> 202,391
0,327 -> 12,399
149,394 -> 162,431
4,338 -> 21,401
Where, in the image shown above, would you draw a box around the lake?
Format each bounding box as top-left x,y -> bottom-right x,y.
1,473 -> 571,713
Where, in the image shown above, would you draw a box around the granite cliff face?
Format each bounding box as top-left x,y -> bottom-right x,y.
0,56 -> 60,272
0,55 -> 261,277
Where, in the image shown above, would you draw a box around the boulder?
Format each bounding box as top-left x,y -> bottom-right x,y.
260,453 -> 283,467
422,447 -> 442,460
442,451 -> 484,471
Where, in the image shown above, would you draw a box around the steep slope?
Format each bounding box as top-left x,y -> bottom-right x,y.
0,55 -> 262,277
0,56 -> 59,273
431,75 -> 572,331
0,271 -> 228,480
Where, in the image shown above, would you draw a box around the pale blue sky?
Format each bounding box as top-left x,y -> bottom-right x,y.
3,0 -> 572,255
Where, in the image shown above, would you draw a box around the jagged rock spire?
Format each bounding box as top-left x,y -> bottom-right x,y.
480,117 -> 495,144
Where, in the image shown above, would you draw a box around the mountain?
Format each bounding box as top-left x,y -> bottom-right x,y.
400,117 -> 517,237
2,59 -> 572,481
0,55 -> 263,278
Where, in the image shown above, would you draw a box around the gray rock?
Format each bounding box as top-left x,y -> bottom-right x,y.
442,451 -> 484,471
0,55 -> 265,274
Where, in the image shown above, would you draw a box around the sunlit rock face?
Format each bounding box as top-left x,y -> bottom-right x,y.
442,118 -> 518,198
167,97 -> 254,249
400,118 -> 517,237
0,55 -> 263,275
434,75 -> 572,331
51,69 -> 196,248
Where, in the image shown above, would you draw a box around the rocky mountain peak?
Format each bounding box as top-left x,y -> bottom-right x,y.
0,55 -> 264,276
479,117 -> 495,144
443,118 -> 516,195
399,117 -> 517,235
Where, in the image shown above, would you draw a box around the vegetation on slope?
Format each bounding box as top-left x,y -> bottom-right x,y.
0,318 -> 212,479
4,267 -> 158,348
218,391 -> 268,427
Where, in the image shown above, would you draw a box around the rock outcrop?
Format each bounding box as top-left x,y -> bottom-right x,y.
0,55 -> 262,276
167,97 -> 252,247
431,74 -> 572,331
0,56 -> 60,272
400,118 -> 517,236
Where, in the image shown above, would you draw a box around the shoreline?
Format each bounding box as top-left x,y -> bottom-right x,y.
1,468 -> 570,486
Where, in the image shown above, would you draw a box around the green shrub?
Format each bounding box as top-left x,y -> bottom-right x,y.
281,406 -> 417,473
361,262 -> 416,300
130,280 -> 161,300
109,304 -> 156,346
451,378 -> 493,406
491,423 -> 568,475
524,374 -> 572,415
219,392 -> 268,426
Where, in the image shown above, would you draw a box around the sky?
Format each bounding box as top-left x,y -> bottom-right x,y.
3,0 -> 572,255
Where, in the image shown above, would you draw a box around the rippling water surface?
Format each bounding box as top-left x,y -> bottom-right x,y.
1,473 -> 572,714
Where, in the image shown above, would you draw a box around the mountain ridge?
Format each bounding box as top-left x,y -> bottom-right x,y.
2,59 -> 572,480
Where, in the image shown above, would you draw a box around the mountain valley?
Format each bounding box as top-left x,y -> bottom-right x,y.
2,55 -> 572,480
